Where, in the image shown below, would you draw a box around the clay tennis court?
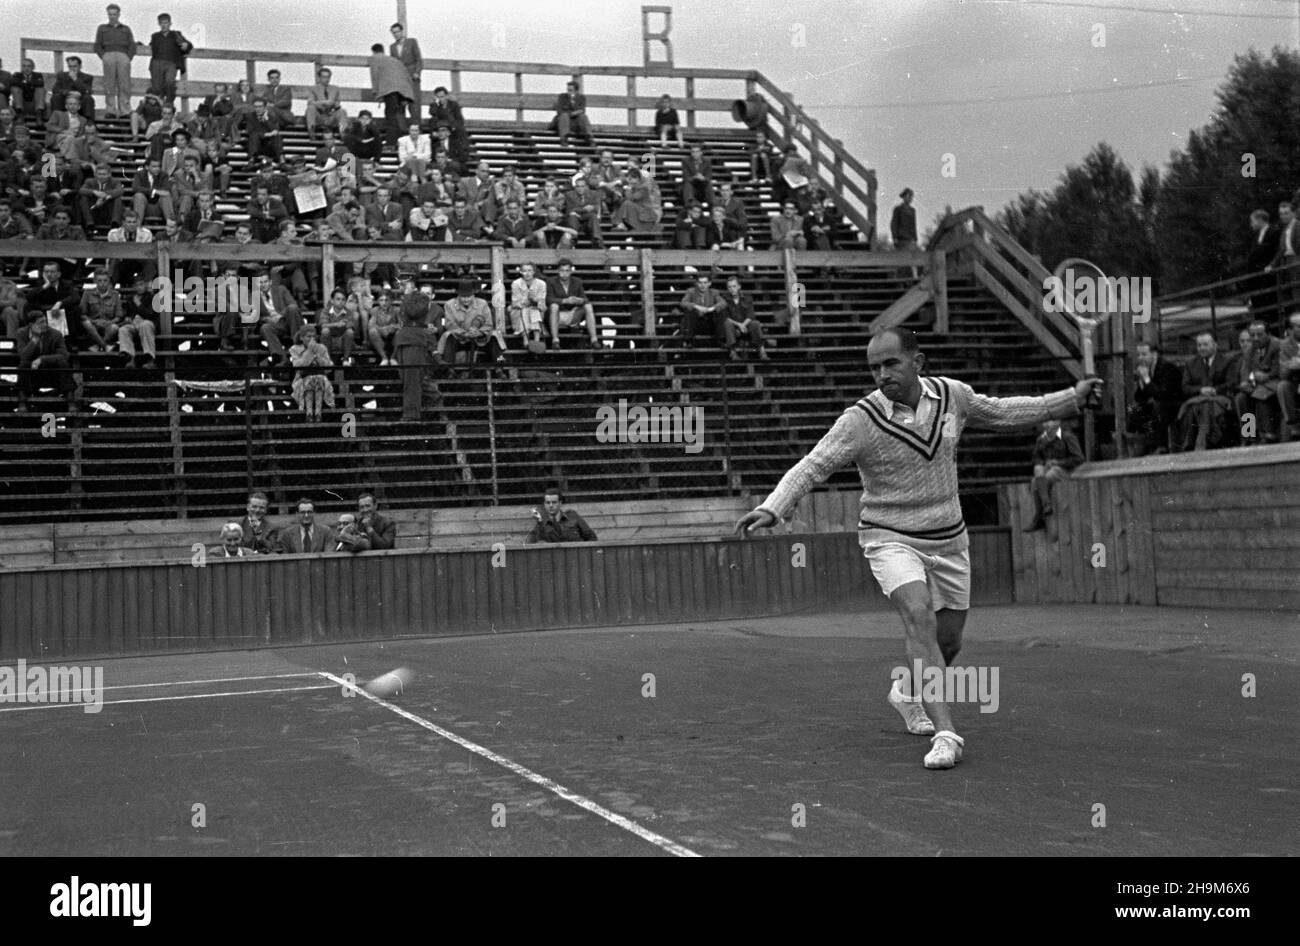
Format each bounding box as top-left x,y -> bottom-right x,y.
2,603 -> 1293,857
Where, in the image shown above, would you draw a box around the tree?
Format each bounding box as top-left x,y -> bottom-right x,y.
1154,47 -> 1300,293
997,143 -> 1160,285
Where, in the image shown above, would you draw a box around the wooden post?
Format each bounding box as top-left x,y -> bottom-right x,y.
490,245 -> 506,333
932,249 -> 948,333
640,248 -> 656,336
246,59 -> 256,92
321,241 -> 335,303
1111,306 -> 1129,458
626,75 -> 637,128
783,248 -> 801,337
514,73 -> 524,122
450,65 -> 461,95
164,372 -> 186,518
155,244 -> 173,335
684,76 -> 695,129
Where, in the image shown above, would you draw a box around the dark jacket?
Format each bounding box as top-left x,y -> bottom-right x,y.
19,329 -> 70,368
1133,359 -> 1183,412
1031,429 -> 1084,470
527,509 -> 597,544
278,523 -> 336,554
1247,224 -> 1280,274
1181,352 -> 1236,398
149,29 -> 192,69
236,515 -> 281,554
357,512 -> 396,550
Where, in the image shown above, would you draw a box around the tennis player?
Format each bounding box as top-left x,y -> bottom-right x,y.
736,327 -> 1102,769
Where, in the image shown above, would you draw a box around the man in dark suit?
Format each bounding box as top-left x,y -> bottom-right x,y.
389,23 -> 423,126
1178,331 -> 1237,450
546,258 -> 599,348
1023,419 -> 1084,531
278,498 -> 335,553
551,81 -> 591,146
147,14 -> 192,105
1128,341 -> 1184,455
891,187 -> 918,251
356,493 -> 397,550
237,490 -> 282,554
15,318 -> 77,412
49,56 -> 95,119
1237,321 -> 1284,444
243,99 -> 285,166
1267,201 -> 1300,316
1246,209 -> 1280,315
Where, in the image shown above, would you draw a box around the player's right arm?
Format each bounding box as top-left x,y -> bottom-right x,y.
735,410 -> 866,534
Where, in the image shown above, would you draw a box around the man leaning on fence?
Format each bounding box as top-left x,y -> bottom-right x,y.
526,488 -> 597,544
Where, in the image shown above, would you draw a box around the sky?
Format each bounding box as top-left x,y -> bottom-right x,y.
4,0 -> 1296,237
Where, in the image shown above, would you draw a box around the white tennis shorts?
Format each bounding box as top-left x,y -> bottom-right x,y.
863,541 -> 971,610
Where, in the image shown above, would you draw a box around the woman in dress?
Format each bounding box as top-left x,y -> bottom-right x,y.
610,168 -> 662,232
289,325 -> 334,421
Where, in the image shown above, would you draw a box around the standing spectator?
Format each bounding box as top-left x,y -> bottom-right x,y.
367,43 -> 414,147
552,80 -> 592,146
653,94 -> 684,148
721,274 -> 768,360
769,201 -> 807,251
393,291 -> 442,422
680,144 -> 714,207
1277,311 -> 1300,442
526,488 -> 597,543
1236,320 -> 1283,444
148,13 -> 192,105
209,523 -> 254,558
510,263 -> 548,350
1023,419 -> 1084,531
1266,201 -> 1299,316
440,277 -> 505,368
15,319 -> 77,413
891,188 -> 918,251
546,259 -> 599,349
236,491 -> 281,554
356,493 -> 397,550
278,499 -> 336,554
1178,331 -> 1238,451
289,325 -> 334,421
389,22 -> 423,125
705,204 -> 745,250
678,272 -> 727,348
306,68 -> 345,140
50,57 -> 95,120
316,288 -> 357,365
1245,209 -> 1279,315
1127,341 -> 1182,455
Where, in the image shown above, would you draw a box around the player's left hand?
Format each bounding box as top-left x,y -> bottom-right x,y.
1075,376 -> 1104,408
735,509 -> 776,535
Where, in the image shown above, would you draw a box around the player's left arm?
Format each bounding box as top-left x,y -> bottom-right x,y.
958,377 -> 1100,430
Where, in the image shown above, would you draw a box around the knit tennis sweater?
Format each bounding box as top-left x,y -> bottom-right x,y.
758,376 -> 1080,554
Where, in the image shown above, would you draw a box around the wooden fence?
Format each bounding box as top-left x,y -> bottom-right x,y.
0,528 -> 1015,660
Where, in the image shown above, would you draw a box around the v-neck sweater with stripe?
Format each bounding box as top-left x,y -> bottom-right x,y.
758,377 -> 1080,555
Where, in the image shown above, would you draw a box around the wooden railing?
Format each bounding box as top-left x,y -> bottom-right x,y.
19,38 -> 879,241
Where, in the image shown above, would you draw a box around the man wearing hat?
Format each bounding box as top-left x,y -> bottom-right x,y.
891,188 -> 918,251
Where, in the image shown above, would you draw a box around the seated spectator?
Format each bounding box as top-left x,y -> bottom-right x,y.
332,513 -> 371,553
35,206 -> 87,247
25,260 -> 107,351
589,150 -> 623,214
721,274 -> 768,360
774,145 -> 814,210
356,493 -> 397,550
278,498 -> 336,554
260,69 -> 294,126
325,201 -> 366,241
564,177 -> 603,247
458,161 -> 497,223
345,110 -> 383,162
510,263 -> 548,351
1127,341 -> 1182,455
247,183 -> 289,242
306,67 -> 346,139
198,139 -> 233,200
492,166 -> 525,214
534,205 -> 578,249
412,167 -> 454,208
237,491 -> 281,554
253,271 -> 304,365
197,82 -> 236,144
653,94 -> 685,149
673,202 -> 708,249
130,158 -> 175,225
50,56 -> 95,119
316,289 -> 357,365
1177,331 -> 1237,451
526,488 -> 597,543
9,59 -> 45,119
680,144 -> 714,207
160,128 -> 202,178
551,81 -> 592,146
407,198 -> 451,242
531,178 -> 566,222
79,267 -> 124,356
440,277 -> 505,368
130,90 -> 164,142
210,523 -> 254,558
1023,419 -> 1084,531
770,201 -> 807,250
748,128 -> 778,183
398,122 -> 431,181
610,168 -> 662,234
1237,320 -> 1283,444
448,196 -> 486,242
16,178 -> 60,232
366,185 -> 406,239
496,199 -> 532,248
15,318 -> 77,413
0,276 -> 24,338
1280,312 -> 1300,441
678,272 -> 727,348
78,164 -> 124,232
143,105 -> 186,162
243,98 -> 284,166
185,189 -> 226,245
289,324 -> 334,421
428,86 -> 469,160
430,125 -> 462,175
705,204 -> 745,250
172,153 -> 211,218
367,287 -> 401,364
715,181 -> 748,238
572,154 -> 595,189
546,259 -> 599,349
804,197 -> 838,250
0,200 -> 34,254
45,91 -> 89,153
393,291 -> 443,422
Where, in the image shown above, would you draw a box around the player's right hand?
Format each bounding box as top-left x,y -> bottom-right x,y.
734,509 -> 776,535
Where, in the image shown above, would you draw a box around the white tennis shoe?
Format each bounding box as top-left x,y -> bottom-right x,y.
924,731 -> 964,769
887,678 -> 935,736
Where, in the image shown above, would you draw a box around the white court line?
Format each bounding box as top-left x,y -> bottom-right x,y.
316,671 -> 701,858
81,672 -> 323,695
0,684 -> 336,713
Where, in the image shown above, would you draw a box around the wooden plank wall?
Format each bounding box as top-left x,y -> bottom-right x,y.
0,531 -> 1014,660
1003,447 -> 1300,611
0,491 -> 873,571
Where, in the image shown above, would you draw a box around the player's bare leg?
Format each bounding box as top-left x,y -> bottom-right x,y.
936,608 -> 967,665
890,582 -> 964,768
